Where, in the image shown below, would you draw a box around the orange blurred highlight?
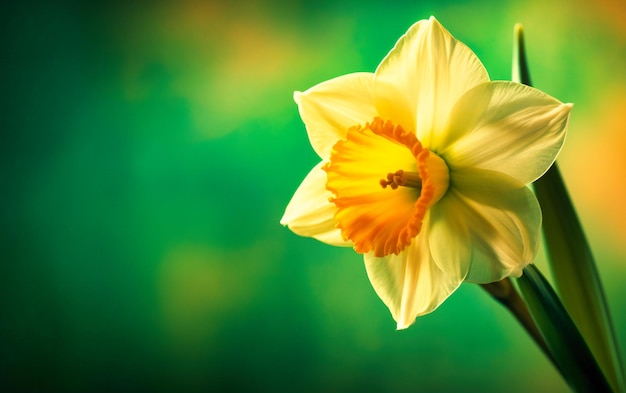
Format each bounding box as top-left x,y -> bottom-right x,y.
560,91 -> 626,254
116,0 -> 361,139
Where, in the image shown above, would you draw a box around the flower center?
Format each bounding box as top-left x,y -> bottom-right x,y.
324,117 -> 449,257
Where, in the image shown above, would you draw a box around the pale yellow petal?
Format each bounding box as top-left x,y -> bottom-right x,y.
449,168 -> 542,282
427,194 -> 471,280
281,162 -> 351,247
295,72 -> 377,160
364,220 -> 462,329
440,81 -> 572,185
373,16 -> 489,148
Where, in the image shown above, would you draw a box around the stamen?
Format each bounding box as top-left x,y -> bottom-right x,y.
380,169 -> 422,190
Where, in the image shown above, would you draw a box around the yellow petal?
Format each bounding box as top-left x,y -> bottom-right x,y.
440,81 -> 572,185
364,221 -> 463,329
449,168 -> 542,282
281,162 -> 351,247
427,193 -> 471,280
373,16 -> 489,147
295,72 -> 377,160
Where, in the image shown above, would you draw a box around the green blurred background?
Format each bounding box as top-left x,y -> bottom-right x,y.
2,0 -> 625,391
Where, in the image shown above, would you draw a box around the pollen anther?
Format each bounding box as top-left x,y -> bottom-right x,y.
380,169 -> 422,190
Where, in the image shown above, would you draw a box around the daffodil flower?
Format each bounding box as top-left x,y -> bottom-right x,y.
281,16 -> 572,329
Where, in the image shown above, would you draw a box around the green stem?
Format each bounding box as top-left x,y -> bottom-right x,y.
517,265 -> 612,392
480,279 -> 558,370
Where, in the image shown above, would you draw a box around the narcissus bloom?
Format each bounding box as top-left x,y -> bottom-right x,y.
281,16 -> 571,329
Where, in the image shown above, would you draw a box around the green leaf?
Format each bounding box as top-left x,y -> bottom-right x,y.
513,24 -> 625,392
517,265 -> 612,392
